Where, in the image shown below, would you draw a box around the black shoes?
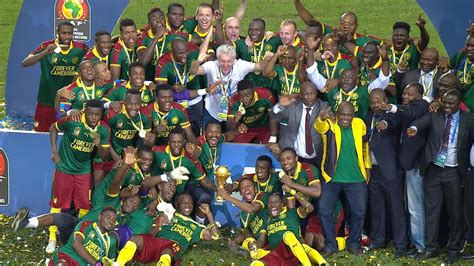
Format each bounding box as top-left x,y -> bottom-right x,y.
11,207 -> 29,232
417,249 -> 439,260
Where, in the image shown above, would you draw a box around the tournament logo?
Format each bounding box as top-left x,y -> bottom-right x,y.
0,149 -> 9,206
73,126 -> 81,136
171,117 -> 179,125
143,95 -> 150,102
96,90 -> 103,98
55,0 -> 91,42
258,107 -> 265,113
190,223 -> 197,230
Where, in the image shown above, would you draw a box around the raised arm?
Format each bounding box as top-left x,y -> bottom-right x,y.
415,15 -> 429,51
293,0 -> 317,26
22,43 -> 56,67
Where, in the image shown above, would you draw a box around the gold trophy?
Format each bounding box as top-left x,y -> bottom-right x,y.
214,165 -> 231,203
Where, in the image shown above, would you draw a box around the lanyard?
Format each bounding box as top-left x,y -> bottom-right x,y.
81,82 -> 96,101
81,114 -> 98,133
155,35 -> 167,60
324,59 -> 339,79
421,68 -> 437,96
369,114 -> 382,141
173,60 -> 188,85
283,63 -> 299,94
93,223 -> 110,263
168,151 -> 183,170
217,63 -> 233,97
449,115 -> 460,145
123,105 -> 144,133
337,87 -> 357,108
391,45 -> 409,69
463,59 -> 473,84
252,39 -> 265,63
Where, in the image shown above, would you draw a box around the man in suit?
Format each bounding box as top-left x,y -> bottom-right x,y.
315,102 -> 371,257
364,89 -> 408,257
400,48 -> 442,103
383,82 -> 429,255
407,89 -> 474,264
269,82 -> 329,166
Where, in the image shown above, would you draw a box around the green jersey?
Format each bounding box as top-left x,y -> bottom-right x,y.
151,146 -> 206,193
261,208 -> 302,250
83,46 -> 110,65
156,213 -> 206,259
104,82 -> 155,107
237,173 -> 282,195
326,86 -> 370,119
57,221 -> 117,264
32,39 -> 88,107
277,162 -> 320,201
127,209 -> 154,234
54,117 -> 110,175
155,50 -> 203,89
240,192 -> 268,238
228,88 -> 275,128
137,29 -> 191,80
142,102 -> 191,145
332,127 -> 366,183
59,79 -> 113,113
104,106 -> 152,155
234,37 -> 281,90
110,39 -> 139,80
450,51 -> 474,111
316,55 -> 352,79
388,43 -> 421,75
168,18 -> 197,34
196,134 -> 225,178
272,65 -> 301,96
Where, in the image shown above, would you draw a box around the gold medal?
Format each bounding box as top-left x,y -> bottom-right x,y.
139,129 -> 147,138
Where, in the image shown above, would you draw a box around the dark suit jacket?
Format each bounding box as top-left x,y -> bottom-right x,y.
400,68 -> 442,98
397,99 -> 430,170
412,110 -> 474,180
271,99 -> 328,157
364,111 -> 401,180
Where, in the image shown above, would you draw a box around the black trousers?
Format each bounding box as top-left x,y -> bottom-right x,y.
424,164 -> 465,253
368,165 -> 408,249
188,100 -> 204,136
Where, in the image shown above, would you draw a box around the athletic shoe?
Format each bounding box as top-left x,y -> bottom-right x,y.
11,207 -> 29,232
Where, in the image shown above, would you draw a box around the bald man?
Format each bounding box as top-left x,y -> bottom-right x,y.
364,89 -> 408,257
400,48 -> 442,103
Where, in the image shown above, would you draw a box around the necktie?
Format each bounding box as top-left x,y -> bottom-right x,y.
441,114 -> 453,150
305,107 -> 314,155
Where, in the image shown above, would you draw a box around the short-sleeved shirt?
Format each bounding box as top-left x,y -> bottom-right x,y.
142,102 -> 191,145
316,54 -> 352,80
237,173 -> 282,194
103,106 -> 151,155
127,209 -> 154,234
340,32 -> 382,55
57,221 -> 117,264
277,162 -> 320,201
90,169 -> 122,209
151,146 -> 206,193
388,43 -> 421,76
109,39 -> 138,80
55,116 -> 110,175
201,59 -> 256,121
450,52 -> 474,111
240,192 -> 268,238
32,40 -> 88,107
261,208 -> 302,250
228,88 -> 275,128
332,127 -> 366,183
104,82 -> 155,107
234,37 -> 282,90
59,79 -> 113,113
155,50 -> 205,106
137,29 -> 191,81
156,213 -> 205,258
196,134 -> 225,178
168,18 -> 197,34
272,65 -> 301,96
83,46 -> 110,65
326,86 -> 370,119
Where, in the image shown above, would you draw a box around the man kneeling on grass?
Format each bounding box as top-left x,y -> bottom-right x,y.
114,192 -> 220,265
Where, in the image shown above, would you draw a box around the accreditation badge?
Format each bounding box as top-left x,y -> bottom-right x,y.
218,96 -> 229,120
433,150 -> 447,168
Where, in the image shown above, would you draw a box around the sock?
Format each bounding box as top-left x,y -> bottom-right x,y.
48,207 -> 61,241
78,208 -> 89,218
250,261 -> 265,266
251,249 -> 270,260
336,236 -> 347,251
303,244 -> 327,265
157,254 -> 172,266
116,241 -> 137,265
25,217 -> 39,229
242,237 -> 256,251
283,231 -> 311,266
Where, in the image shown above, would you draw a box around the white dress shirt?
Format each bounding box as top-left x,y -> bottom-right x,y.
294,104 -> 316,159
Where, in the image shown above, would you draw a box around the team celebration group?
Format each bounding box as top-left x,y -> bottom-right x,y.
10,0 -> 474,265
